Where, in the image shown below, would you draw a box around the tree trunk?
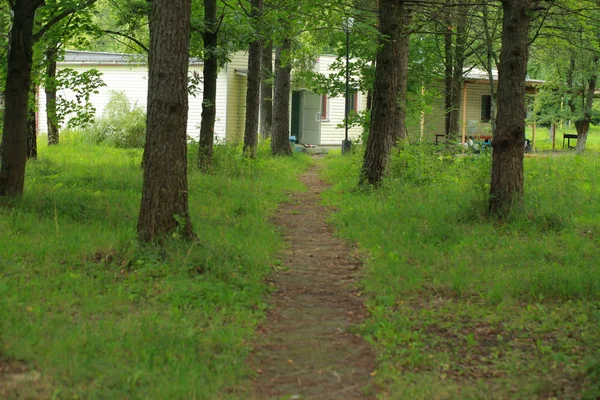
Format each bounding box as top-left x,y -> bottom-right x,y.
394,13 -> 410,144
260,40 -> 273,140
489,0 -> 532,217
443,13 -> 453,138
243,0 -> 263,157
45,48 -> 59,145
270,39 -> 292,156
448,4 -> 466,140
198,0 -> 218,172
575,57 -> 598,154
0,0 -> 43,197
482,2 -> 498,136
359,0 -> 410,186
137,0 -> 194,242
27,83 -> 37,160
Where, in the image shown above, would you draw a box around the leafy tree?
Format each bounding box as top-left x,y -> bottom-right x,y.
0,0 -> 98,196
0,0 -> 45,196
489,0 -> 543,216
359,0 -> 411,186
271,36 -> 293,156
243,0 -> 263,158
197,0 -> 218,172
138,0 -> 194,241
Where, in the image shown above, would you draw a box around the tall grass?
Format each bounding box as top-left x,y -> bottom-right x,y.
0,141 -> 311,399
321,145 -> 600,399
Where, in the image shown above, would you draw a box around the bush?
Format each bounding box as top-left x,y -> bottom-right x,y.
87,91 -> 146,148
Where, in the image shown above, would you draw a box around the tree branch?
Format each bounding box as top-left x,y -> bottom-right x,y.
33,0 -> 98,43
103,30 -> 149,53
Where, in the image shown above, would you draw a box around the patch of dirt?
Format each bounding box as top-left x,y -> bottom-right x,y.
249,160 -> 377,399
0,357 -> 50,399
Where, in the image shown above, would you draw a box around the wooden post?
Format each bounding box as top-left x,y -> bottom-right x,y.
552,123 -> 556,150
531,122 -> 536,151
461,82 -> 468,144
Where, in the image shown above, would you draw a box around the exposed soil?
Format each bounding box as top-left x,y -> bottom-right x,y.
0,357 -> 49,399
249,159 -> 377,399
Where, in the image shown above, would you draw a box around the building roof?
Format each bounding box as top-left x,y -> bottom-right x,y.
464,67 -> 544,85
61,50 -> 203,65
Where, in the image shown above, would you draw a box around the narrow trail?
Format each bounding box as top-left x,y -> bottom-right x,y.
249,160 -> 377,399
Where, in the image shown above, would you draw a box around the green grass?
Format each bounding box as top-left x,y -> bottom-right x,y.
321,145 -> 600,399
528,124 -> 600,152
0,140 -> 311,399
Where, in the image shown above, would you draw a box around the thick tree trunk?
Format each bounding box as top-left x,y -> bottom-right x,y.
489,0 -> 532,216
270,39 -> 292,156
359,0 -> 410,186
198,0 -> 218,172
0,0 -> 43,196
243,0 -> 263,157
137,0 -> 194,242
45,48 -> 59,145
260,41 -> 273,140
27,83 -> 37,160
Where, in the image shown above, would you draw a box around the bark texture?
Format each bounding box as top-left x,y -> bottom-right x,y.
359,0 -> 410,186
27,83 -> 37,160
0,0 -> 43,196
260,41 -> 273,140
198,0 -> 218,172
137,0 -> 194,242
489,0 -> 532,216
46,48 -> 59,145
271,40 -> 292,156
243,0 -> 263,157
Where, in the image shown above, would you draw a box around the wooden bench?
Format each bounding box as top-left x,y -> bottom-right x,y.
563,134 -> 577,149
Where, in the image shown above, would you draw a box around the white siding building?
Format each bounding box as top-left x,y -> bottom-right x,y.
37,50 -> 367,146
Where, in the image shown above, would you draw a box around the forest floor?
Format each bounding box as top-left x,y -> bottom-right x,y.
249,159 -> 377,399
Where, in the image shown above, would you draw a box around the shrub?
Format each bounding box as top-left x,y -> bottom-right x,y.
87,91 -> 146,148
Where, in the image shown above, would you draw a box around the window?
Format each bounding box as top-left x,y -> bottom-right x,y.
481,95 -> 492,122
321,94 -> 329,120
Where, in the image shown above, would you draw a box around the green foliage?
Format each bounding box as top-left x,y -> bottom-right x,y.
85,91 -> 146,148
55,68 -> 106,128
85,0 -> 150,53
530,81 -> 567,127
321,149 -> 600,398
0,142 -> 311,398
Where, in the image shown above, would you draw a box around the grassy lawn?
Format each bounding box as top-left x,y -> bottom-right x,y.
0,140 -> 311,399
529,124 -> 600,152
321,145 -> 600,399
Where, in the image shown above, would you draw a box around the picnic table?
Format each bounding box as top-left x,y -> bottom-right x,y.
563,133 -> 577,149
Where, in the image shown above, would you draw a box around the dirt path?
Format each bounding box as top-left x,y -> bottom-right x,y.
249,160 -> 377,399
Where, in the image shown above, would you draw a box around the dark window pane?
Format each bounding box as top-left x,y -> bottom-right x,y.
481,95 -> 492,122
